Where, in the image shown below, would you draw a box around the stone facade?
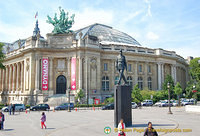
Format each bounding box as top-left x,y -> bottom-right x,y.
0,23 -> 189,105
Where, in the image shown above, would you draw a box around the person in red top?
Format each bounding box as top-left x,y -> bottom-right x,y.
118,119 -> 126,136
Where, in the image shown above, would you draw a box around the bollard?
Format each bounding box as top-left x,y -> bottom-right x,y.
75,108 -> 77,112
93,106 -> 95,111
25,109 -> 27,114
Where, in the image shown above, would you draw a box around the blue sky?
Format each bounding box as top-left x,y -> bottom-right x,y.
0,0 -> 200,58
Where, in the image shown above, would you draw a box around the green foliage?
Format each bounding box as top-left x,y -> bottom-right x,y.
174,82 -> 182,96
131,84 -> 143,103
186,80 -> 200,100
174,82 -> 183,106
189,57 -> 200,81
163,74 -> 176,99
104,97 -> 114,104
75,89 -> 85,103
0,43 -> 5,69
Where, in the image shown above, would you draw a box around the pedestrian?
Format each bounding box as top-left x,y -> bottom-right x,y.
9,104 -> 12,115
12,104 -> 15,115
144,122 -> 158,136
0,112 -> 2,130
41,112 -> 46,129
0,112 -> 5,130
118,119 -> 126,136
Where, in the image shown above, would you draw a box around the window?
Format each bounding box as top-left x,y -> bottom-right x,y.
102,76 -> 109,91
138,77 -> 143,90
104,63 -> 108,71
128,64 -> 132,72
148,77 -> 152,90
127,76 -> 133,88
115,76 -> 119,85
139,65 -> 142,72
148,65 -> 151,73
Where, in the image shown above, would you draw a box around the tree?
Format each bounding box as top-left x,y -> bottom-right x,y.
186,57 -> 200,101
174,82 -> 183,106
189,57 -> 200,82
0,43 -> 5,69
163,74 -> 175,99
75,89 -> 85,104
132,84 -> 143,103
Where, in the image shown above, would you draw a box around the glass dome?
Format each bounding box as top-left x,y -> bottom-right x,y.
75,23 -> 141,46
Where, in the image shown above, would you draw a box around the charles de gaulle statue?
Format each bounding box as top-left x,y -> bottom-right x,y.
114,49 -> 132,128
115,49 -> 128,85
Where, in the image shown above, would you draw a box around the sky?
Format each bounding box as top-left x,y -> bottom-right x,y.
0,0 -> 200,58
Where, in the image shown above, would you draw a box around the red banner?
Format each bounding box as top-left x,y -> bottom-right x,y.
71,57 -> 76,90
94,99 -> 100,105
42,58 -> 48,90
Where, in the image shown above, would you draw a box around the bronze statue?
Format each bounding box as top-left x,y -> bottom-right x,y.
116,49 -> 128,85
46,7 -> 75,34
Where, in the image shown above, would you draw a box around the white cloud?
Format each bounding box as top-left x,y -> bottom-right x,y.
146,32 -> 159,40
144,0 -> 152,17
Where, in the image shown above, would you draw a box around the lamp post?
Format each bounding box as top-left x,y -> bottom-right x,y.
167,82 -> 173,114
68,87 -> 71,112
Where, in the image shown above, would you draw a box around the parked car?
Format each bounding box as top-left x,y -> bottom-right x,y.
2,104 -> 26,112
30,104 -> 50,111
160,100 -> 173,107
54,103 -> 74,110
141,100 -> 153,106
154,101 -> 162,107
172,100 -> 178,106
131,102 -> 138,109
182,99 -> 194,106
101,103 -> 114,110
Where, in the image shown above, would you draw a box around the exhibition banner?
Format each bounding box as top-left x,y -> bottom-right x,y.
71,57 -> 76,90
42,58 -> 48,90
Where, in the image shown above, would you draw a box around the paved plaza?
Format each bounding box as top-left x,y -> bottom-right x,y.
0,107 -> 199,136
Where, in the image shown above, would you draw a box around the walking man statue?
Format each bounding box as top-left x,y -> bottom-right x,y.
116,49 -> 128,85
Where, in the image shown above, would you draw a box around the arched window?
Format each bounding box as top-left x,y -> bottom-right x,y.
102,76 -> 109,91
148,77 -> 152,90
138,77 -> 143,90
115,76 -> 119,85
127,76 -> 133,88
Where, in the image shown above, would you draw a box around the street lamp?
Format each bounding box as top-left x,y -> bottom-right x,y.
167,82 -> 173,114
68,86 -> 71,112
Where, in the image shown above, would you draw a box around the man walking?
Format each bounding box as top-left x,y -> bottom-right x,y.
144,122 -> 158,136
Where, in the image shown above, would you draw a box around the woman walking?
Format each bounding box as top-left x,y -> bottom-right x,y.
41,112 -> 46,129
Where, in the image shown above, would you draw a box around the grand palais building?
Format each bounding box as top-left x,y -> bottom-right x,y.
0,21 -> 189,105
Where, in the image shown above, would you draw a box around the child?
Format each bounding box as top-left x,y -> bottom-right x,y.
40,112 -> 46,129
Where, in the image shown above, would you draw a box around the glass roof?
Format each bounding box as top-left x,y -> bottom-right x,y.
75,23 -> 141,46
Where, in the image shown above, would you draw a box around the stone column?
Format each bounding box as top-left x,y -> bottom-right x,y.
12,64 -> 16,92
161,63 -> 164,86
9,65 -> 12,92
171,64 -> 177,83
2,69 -> 5,91
5,66 -> 9,91
144,62 -> 148,88
21,61 -> 24,92
16,63 -> 20,91
134,61 -> 138,86
34,57 -> 40,91
67,57 -> 71,88
79,57 -> 83,89
157,63 -> 162,90
111,59 -> 115,89
49,57 -> 54,91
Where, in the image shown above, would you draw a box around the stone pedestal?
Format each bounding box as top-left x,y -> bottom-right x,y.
114,85 -> 132,127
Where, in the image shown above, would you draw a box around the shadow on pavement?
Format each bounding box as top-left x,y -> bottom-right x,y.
2,129 -> 14,131
45,128 -> 56,130
130,124 -> 175,127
